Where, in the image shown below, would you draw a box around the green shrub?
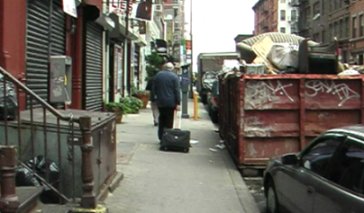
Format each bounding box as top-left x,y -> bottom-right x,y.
120,96 -> 143,114
105,102 -> 123,113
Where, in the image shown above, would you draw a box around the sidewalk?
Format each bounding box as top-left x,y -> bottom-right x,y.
104,99 -> 260,213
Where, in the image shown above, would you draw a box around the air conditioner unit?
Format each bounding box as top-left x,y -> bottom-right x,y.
154,4 -> 163,12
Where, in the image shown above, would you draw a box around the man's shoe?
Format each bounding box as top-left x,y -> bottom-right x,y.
154,122 -> 158,126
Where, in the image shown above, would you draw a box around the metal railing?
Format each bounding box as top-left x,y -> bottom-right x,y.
0,66 -> 97,212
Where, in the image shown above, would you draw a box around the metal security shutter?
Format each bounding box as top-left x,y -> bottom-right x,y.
26,0 -> 65,104
84,22 -> 103,111
50,1 -> 65,55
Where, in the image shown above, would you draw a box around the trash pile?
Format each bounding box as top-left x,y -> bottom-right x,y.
0,74 -> 18,120
236,32 -> 364,75
16,155 -> 60,204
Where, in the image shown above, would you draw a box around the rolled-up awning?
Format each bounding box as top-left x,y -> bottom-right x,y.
96,15 -> 115,31
109,13 -> 139,41
83,0 -> 102,11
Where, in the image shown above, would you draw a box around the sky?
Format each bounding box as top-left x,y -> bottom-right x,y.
184,0 -> 257,71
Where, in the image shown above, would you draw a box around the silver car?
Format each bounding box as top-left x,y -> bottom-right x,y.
264,125 -> 364,213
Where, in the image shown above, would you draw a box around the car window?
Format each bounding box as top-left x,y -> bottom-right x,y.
328,139 -> 364,196
301,138 -> 342,177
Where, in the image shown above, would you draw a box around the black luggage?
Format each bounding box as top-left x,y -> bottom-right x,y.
160,111 -> 190,153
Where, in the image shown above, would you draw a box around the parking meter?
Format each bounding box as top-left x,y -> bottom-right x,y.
180,64 -> 190,118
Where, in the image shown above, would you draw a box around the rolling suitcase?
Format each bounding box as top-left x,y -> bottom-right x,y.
160,110 -> 190,153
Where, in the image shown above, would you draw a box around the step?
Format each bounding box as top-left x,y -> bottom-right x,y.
17,186 -> 44,213
33,203 -> 70,213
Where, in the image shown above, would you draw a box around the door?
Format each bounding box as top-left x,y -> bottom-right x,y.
275,135 -> 344,212
313,137 -> 364,213
83,21 -> 103,111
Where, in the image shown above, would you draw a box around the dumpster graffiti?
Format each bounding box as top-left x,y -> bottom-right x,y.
245,80 -> 294,108
305,80 -> 360,107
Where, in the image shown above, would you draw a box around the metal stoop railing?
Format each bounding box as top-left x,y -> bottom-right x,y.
0,66 -> 98,212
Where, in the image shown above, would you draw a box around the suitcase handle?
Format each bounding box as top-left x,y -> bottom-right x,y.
174,110 -> 182,129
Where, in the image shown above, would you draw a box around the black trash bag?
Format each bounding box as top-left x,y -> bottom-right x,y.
15,167 -> 41,187
16,155 -> 61,204
0,74 -> 18,120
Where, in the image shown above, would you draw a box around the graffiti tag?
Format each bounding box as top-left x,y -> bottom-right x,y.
245,80 -> 294,108
305,80 -> 360,107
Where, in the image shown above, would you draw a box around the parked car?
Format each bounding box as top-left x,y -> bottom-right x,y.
200,71 -> 218,104
207,79 -> 219,123
264,125 -> 364,213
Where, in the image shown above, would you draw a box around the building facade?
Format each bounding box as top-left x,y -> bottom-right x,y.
349,0 -> 364,65
0,0 -> 165,110
297,0 -> 354,64
252,0 -> 364,65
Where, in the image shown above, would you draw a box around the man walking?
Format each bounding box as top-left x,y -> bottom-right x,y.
152,62 -> 181,141
145,76 -> 159,126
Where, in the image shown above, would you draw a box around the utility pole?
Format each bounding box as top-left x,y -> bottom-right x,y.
125,0 -> 130,95
189,0 -> 194,98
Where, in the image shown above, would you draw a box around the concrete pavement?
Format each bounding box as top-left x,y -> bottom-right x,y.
103,100 -> 260,213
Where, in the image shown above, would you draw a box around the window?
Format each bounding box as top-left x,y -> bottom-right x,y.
328,140 -> 364,196
321,1 -> 325,15
360,15 -> 364,37
280,10 -> 286,21
313,2 -> 320,16
353,16 -> 357,38
301,137 -> 342,177
291,9 -> 297,21
345,17 -> 350,38
322,30 -> 326,43
340,19 -> 344,38
280,27 -> 286,33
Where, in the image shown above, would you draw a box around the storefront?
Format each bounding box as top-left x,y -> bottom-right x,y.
26,0 -> 66,104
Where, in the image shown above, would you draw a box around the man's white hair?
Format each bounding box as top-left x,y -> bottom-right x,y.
162,62 -> 174,71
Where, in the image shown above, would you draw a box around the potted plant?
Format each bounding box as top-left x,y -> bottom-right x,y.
133,90 -> 150,109
105,102 -> 124,123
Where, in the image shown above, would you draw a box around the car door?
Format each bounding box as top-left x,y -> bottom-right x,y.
275,134 -> 344,213
312,137 -> 364,213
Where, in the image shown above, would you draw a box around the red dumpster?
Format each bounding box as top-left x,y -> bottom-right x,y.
219,74 -> 364,169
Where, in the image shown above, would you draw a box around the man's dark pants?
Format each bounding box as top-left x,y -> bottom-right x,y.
158,107 -> 175,140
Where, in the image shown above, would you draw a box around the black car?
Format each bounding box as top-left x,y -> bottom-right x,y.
207,79 -> 219,123
264,125 -> 364,213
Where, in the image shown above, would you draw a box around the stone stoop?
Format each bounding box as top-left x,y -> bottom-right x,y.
17,186 -> 69,213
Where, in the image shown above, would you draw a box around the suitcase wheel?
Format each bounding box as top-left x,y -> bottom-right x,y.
183,148 -> 189,153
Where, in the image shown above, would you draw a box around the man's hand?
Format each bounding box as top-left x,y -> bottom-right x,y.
176,105 -> 181,111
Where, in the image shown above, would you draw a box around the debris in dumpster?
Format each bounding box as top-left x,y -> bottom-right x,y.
297,38 -> 338,74
267,43 -> 299,71
338,69 -> 360,76
234,32 -> 361,75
